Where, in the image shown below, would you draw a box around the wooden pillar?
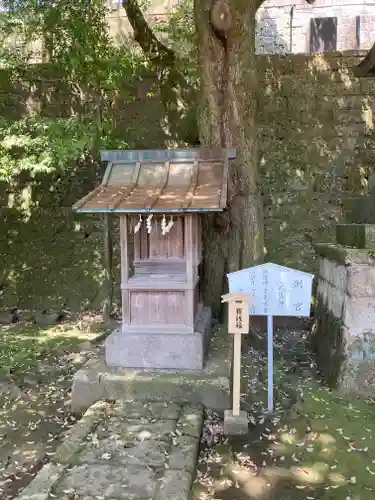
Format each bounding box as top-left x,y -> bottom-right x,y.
120,215 -> 130,329
184,214 -> 195,329
197,215 -> 202,263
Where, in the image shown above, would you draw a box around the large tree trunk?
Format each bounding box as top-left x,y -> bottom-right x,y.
195,0 -> 264,319
123,0 -> 265,318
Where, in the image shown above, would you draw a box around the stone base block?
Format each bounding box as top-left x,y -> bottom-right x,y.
71,325 -> 231,415
340,359 -> 375,397
336,224 -> 375,250
105,307 -> 212,371
224,410 -> 248,435
106,332 -> 203,371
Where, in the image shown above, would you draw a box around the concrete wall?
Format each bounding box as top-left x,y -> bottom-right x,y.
256,0 -> 375,54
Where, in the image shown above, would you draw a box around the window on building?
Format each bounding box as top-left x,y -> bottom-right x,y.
108,0 -> 121,11
310,17 -> 337,53
356,15 -> 361,49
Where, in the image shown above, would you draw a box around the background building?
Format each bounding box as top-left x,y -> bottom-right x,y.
256,0 -> 375,54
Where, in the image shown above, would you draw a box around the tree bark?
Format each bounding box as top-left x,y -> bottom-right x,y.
194,0 -> 264,318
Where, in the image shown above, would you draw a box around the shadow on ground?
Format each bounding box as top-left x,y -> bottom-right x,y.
193,322 -> 375,500
0,319 -> 106,500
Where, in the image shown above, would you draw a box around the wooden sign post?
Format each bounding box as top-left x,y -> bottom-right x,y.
221,292 -> 251,434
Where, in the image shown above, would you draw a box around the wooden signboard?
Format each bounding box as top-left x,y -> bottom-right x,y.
221,292 -> 253,417
222,292 -> 250,335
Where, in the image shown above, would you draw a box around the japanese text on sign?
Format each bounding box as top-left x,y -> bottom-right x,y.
227,263 -> 313,317
235,306 -> 243,329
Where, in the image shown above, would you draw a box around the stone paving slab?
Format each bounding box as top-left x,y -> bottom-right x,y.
15,400 -> 203,500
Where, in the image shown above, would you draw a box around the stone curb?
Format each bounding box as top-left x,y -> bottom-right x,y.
158,403 -> 203,499
54,400 -> 111,464
15,462 -> 66,500
176,403 -> 204,439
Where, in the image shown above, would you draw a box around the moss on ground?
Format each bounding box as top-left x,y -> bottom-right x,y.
193,325 -> 375,500
194,373 -> 375,500
0,319 -> 103,381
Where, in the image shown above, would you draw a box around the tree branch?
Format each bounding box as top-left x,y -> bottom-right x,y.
122,0 -> 175,67
353,41 -> 375,77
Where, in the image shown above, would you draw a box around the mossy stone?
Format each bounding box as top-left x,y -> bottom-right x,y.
336,224 -> 375,249
311,297 -> 345,388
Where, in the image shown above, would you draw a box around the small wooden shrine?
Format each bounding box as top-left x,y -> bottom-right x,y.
73,148 -> 236,370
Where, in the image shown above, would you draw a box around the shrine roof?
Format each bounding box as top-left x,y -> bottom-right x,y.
73,148 -> 236,214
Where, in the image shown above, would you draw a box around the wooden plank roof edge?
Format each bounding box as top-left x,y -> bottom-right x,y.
100,148 -> 237,162
108,161 -> 142,210
144,161 -> 171,210
72,185 -> 105,211
219,159 -> 229,208
181,159 -> 199,209
73,206 -> 225,213
74,150 -> 232,213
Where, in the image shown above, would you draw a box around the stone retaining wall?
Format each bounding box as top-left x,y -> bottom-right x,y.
312,244 -> 375,395
258,51 -> 375,273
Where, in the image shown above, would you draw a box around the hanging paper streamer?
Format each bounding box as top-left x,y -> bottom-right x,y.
161,215 -> 174,235
134,214 -> 142,233
165,215 -> 174,234
161,214 -> 167,235
146,214 -> 153,233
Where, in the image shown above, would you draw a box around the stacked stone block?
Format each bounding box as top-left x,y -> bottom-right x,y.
313,223 -> 375,396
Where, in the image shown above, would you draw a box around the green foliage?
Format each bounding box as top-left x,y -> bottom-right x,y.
0,116 -> 129,181
0,0 -> 146,94
0,0 -> 198,180
153,0 -> 197,87
0,0 -> 148,180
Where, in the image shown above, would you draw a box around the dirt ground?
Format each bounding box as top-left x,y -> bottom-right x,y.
0,327 -> 102,500
4,317 -> 375,500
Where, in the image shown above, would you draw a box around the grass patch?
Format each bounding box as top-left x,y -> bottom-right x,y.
0,319 -> 105,380
195,377 -> 375,500
278,382 -> 375,499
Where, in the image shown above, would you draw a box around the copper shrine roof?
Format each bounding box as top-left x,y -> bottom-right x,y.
73,148 -> 236,214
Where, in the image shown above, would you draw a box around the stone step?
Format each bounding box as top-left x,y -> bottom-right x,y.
71,325 -> 231,415
336,223 -> 375,249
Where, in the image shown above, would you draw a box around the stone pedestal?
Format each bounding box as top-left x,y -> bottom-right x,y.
71,325 -> 231,415
313,243 -> 375,395
105,307 -> 212,371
